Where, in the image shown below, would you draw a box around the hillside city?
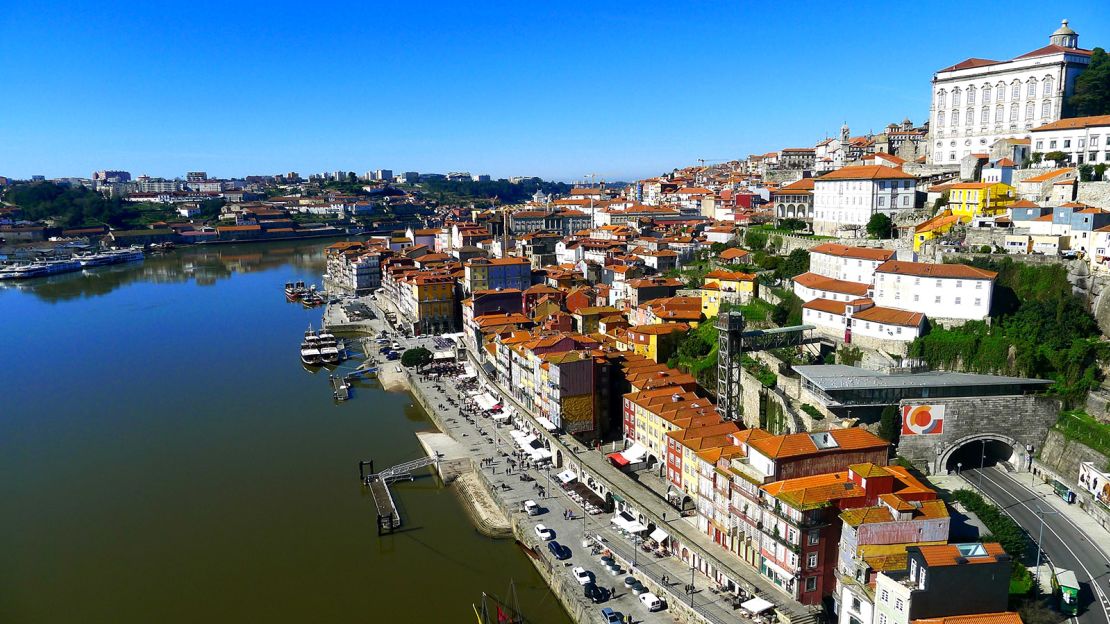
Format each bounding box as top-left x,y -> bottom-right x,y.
5,17 -> 1110,624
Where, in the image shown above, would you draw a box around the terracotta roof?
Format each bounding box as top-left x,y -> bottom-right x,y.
1009,199 -> 1040,208
937,57 -> 1000,72
747,428 -> 887,460
810,243 -> 895,262
817,165 -> 916,181
1022,167 -> 1074,183
793,272 -> 870,296
720,248 -> 749,260
913,612 -> 1022,624
853,306 -> 925,328
802,297 -> 871,315
875,260 -> 997,280
914,542 -> 1006,567
704,269 -> 757,282
1014,43 -> 1092,60
1032,114 -> 1110,132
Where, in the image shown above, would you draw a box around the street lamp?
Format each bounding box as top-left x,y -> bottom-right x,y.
956,461 -> 962,476
978,440 -> 987,490
690,559 -> 696,607
1033,504 -> 1060,595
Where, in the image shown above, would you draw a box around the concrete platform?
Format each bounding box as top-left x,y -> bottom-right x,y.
415,431 -> 472,483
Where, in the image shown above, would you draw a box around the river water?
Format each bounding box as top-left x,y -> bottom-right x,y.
0,240 -> 570,624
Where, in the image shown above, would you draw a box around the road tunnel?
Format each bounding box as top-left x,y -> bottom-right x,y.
945,438 -> 1017,474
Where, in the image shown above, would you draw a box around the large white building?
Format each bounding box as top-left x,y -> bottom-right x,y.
1030,115 -> 1110,166
808,243 -> 895,284
812,166 -> 919,237
928,20 -> 1092,166
872,260 -> 996,321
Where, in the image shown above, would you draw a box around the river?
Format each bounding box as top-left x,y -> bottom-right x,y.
0,240 -> 571,624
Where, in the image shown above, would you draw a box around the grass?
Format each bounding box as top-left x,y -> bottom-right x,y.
1054,410 -> 1110,461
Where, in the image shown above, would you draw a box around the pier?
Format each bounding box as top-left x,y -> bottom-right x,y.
329,374 -> 350,401
359,455 -> 441,535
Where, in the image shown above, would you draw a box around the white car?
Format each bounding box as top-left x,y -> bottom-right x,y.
534,524 -> 554,541
572,566 -> 592,585
639,592 -> 665,612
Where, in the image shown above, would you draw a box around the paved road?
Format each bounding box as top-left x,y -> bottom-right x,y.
967,466 -> 1110,624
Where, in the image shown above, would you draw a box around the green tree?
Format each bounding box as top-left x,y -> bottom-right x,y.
1096,163 -> 1109,181
744,228 -> 768,251
401,347 -> 433,369
677,332 -> 712,359
1044,150 -> 1069,166
1069,47 -> 1110,116
779,218 -> 806,232
1079,163 -> 1095,182
771,291 -> 803,326
775,249 -> 810,280
866,213 -> 893,239
879,406 -> 899,441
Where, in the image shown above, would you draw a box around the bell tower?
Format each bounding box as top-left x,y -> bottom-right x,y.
1049,19 -> 1078,49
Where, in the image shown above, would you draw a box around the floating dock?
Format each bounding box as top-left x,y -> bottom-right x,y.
359,455 -> 440,535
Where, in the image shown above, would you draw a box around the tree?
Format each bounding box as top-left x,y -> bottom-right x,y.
401,347 -> 433,369
879,406 -> 899,441
775,249 -> 810,280
677,332 -> 712,359
1044,150 -> 1069,166
1079,163 -> 1095,182
866,213 -> 894,239
744,228 -> 768,251
779,218 -> 806,232
1069,47 -> 1110,116
1096,163 -> 1109,181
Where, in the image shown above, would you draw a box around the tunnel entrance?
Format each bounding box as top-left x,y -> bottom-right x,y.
945,438 -> 1017,474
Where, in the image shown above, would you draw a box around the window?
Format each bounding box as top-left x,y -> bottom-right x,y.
966,108 -> 974,126
1025,102 -> 1034,120
1080,138 -> 1086,149
806,577 -> 818,592
1036,140 -> 1043,150
1093,135 -> 1101,147
995,104 -> 1004,123
1009,103 -> 1018,121
937,90 -> 946,108
975,281 -> 982,289
967,85 -> 976,105
935,296 -> 941,303
808,552 -> 818,568
955,297 -> 961,305
851,597 -> 862,612
952,88 -> 961,107
951,110 -> 959,127
1044,76 -> 1054,96
896,598 -> 905,611
878,196 -> 885,207
808,531 -> 820,546
1027,79 -> 1037,98
1064,139 -> 1072,148
936,279 -> 942,287
1050,140 -> 1057,149
1011,82 -> 1020,100
880,615 -> 888,624
975,298 -> 981,306
914,294 -> 919,302
1042,100 -> 1052,119
983,85 -> 991,103
981,107 -> 989,124
897,327 -> 903,334
880,590 -> 890,603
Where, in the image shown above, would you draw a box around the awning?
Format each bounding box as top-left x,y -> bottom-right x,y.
741,598 -> 774,614
620,442 -> 648,464
626,521 -> 648,534
531,448 -> 553,461
492,412 -> 511,422
473,392 -> 499,411
649,527 -> 668,543
610,512 -> 636,531
606,452 -> 630,467
535,416 -> 557,431
556,469 -> 577,484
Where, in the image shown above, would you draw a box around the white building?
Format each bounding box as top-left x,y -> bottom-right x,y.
872,261 -> 996,321
809,243 -> 896,284
812,166 -> 919,237
1030,115 -> 1110,166
928,20 -> 1092,166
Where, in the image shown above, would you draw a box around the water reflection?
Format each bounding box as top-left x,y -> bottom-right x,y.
0,239 -> 342,303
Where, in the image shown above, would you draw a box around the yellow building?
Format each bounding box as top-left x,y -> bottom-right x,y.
403,274 -> 457,335
703,269 -> 757,304
625,323 -> 689,363
948,182 -> 1015,220
697,282 -> 722,318
913,210 -> 962,252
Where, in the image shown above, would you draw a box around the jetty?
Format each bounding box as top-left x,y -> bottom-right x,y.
359,455 -> 440,535
329,374 -> 350,401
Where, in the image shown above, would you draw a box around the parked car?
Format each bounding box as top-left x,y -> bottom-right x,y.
638,592 -> 665,612
523,499 -> 541,516
386,352 -> 400,361
391,342 -> 401,350
583,581 -> 610,603
379,346 -> 391,354
572,567 -> 592,585
547,540 -> 571,560
534,524 -> 554,541
600,607 -> 621,623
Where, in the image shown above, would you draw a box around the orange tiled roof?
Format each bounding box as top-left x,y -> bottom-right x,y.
809,243 -> 895,262
748,428 -> 887,460
1022,167 -> 1074,183
914,542 -> 1006,567
817,165 -> 915,181
793,272 -> 870,296
875,260 -> 997,280
913,612 -> 1022,624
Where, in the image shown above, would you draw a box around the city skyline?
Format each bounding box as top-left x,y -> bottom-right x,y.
2,1 -> 1108,181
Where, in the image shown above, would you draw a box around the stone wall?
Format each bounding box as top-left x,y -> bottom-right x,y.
1077,181 -> 1110,209
1037,428 -> 1110,484
896,394 -> 1059,475
764,169 -> 807,185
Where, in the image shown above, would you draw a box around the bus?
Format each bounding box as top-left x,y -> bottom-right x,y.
1053,569 -> 1079,616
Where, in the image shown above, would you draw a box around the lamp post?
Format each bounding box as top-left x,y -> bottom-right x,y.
690,559 -> 696,607
978,439 -> 987,490
1033,504 -> 1060,595
956,461 -> 962,476
1027,445 -> 1036,487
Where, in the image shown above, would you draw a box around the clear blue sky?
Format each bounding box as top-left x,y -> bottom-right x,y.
1,1 -> 1107,182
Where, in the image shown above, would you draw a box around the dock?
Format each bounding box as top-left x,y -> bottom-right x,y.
359,455 -> 441,534
330,374 -> 350,401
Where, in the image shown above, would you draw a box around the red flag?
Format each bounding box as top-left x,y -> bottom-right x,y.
496,605 -> 510,623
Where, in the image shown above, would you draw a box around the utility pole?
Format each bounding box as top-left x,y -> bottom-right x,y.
978,440 -> 987,490
1033,505 -> 1060,595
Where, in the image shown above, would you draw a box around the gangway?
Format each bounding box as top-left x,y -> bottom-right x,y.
358,454 -> 441,534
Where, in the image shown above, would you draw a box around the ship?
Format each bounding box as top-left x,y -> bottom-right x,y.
76,247 -> 144,268
317,330 -> 341,364
473,581 -> 525,624
284,280 -> 307,300
300,326 -> 323,366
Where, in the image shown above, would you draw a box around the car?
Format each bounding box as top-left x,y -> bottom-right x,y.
379,346 -> 392,354
534,524 -> 554,541
583,581 -> 609,603
638,592 -> 665,612
600,607 -> 621,623
391,342 -> 401,350
523,499 -> 541,516
546,540 -> 570,560
572,566 -> 592,585
386,352 -> 400,361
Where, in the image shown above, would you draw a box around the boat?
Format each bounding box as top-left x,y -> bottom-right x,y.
317,330 -> 340,364
300,326 -> 323,366
284,280 -> 307,300
301,289 -> 324,307
76,246 -> 145,268
0,263 -> 50,280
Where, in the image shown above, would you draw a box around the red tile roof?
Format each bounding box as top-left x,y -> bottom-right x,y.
875,260 -> 997,280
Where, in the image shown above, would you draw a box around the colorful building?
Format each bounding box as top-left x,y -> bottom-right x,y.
947,182 -> 1015,220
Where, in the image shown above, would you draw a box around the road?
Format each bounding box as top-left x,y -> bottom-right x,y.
966,466 -> 1110,624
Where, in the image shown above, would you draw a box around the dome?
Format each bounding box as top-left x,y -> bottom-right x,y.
1053,19 -> 1076,36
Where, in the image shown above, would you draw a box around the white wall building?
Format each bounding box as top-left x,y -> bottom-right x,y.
872,261 -> 996,321
809,243 -> 896,283
812,166 -> 919,237
928,20 -> 1092,166
1030,115 -> 1110,165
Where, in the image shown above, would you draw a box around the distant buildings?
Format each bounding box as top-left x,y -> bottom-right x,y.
1030,115 -> 1110,166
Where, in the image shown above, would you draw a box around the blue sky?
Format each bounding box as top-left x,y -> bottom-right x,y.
1,1 -> 1107,182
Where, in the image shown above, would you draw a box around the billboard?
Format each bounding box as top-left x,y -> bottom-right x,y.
901,404 -> 945,435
